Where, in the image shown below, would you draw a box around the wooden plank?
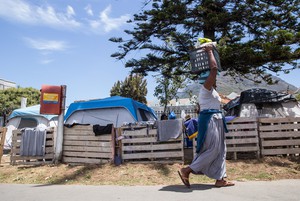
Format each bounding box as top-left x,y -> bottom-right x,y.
259,124 -> 300,131
261,148 -> 300,155
227,146 -> 259,152
226,138 -> 259,145
63,145 -> 112,153
226,130 -> 258,137
122,137 -> 182,144
14,141 -> 54,147
12,153 -> 54,160
64,135 -> 111,141
122,151 -> 183,159
64,130 -> 111,136
64,125 -> 93,131
122,137 -> 158,144
63,141 -> 111,147
12,147 -> 54,154
227,117 -> 257,123
0,127 -> 7,163
122,143 -> 182,151
259,117 -> 300,123
12,160 -> 54,165
259,131 -> 300,138
125,160 -> 183,164
261,139 -> 300,147
227,124 -> 257,130
63,157 -> 110,164
14,132 -> 53,138
63,151 -> 112,158
122,128 -> 157,137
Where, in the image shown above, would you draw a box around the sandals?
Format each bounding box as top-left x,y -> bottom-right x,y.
177,170 -> 191,188
215,179 -> 235,188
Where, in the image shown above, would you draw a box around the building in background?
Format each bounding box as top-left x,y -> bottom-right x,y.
0,79 -> 17,126
0,79 -> 16,90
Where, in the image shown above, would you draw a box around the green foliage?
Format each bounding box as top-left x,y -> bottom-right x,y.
296,93 -> 300,101
110,74 -> 148,104
0,87 -> 40,116
110,0 -> 300,103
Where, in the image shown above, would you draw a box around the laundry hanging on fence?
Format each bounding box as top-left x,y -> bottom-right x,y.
93,124 -> 113,136
157,119 -> 183,141
20,128 -> 46,156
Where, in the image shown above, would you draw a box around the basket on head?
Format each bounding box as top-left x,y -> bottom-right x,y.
189,45 -> 222,74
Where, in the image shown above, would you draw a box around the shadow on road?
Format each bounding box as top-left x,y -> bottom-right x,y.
159,183 -> 214,193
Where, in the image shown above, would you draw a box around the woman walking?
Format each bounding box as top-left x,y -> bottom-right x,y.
178,44 -> 235,188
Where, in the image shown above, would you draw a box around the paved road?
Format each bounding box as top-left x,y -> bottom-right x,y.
1,180 -> 299,201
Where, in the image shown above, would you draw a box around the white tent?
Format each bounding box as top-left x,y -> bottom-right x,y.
224,88 -> 300,118
4,105 -> 58,150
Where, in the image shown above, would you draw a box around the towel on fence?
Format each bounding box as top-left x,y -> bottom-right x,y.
157,119 -> 183,141
93,124 -> 113,136
20,128 -> 46,156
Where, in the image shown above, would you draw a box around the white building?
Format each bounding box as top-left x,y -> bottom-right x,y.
0,79 -> 16,90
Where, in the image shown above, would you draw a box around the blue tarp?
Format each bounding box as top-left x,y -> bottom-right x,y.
8,105 -> 57,120
65,96 -> 157,121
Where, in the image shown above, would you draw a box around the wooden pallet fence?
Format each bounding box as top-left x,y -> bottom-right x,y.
0,127 -> 7,164
10,128 -> 55,165
225,117 -> 260,160
63,125 -> 115,165
120,127 -> 184,164
192,117 -> 260,160
259,117 -> 300,157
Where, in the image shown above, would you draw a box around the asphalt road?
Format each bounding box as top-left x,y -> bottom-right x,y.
1,180 -> 300,201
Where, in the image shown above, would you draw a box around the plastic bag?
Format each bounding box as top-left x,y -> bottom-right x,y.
168,111 -> 176,119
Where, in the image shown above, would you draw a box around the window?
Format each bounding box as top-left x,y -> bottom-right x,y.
18,118 -> 38,129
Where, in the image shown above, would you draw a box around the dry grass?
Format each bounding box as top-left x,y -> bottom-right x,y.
1,155 -> 300,186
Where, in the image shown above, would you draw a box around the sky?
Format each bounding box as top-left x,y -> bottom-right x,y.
0,0 -> 299,107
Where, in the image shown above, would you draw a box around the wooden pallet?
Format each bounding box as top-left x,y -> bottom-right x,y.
120,127 -> 184,164
63,125 -> 115,165
0,127 -> 7,164
226,117 -> 260,159
10,128 -> 55,165
192,117 -> 260,160
259,117 -> 300,156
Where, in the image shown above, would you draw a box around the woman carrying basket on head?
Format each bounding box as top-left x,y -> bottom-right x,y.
178,44 -> 235,188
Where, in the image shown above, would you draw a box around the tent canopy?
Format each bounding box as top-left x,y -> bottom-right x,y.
64,96 -> 157,126
8,104 -> 57,120
223,88 -> 299,117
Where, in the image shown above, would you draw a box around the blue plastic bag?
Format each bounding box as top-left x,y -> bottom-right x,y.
168,111 -> 176,119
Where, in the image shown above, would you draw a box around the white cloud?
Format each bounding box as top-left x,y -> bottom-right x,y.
66,5 -> 75,18
0,0 -> 81,29
24,37 -> 69,65
84,4 -> 93,16
89,5 -> 130,33
0,0 -> 131,34
24,37 -> 69,51
40,58 -> 54,64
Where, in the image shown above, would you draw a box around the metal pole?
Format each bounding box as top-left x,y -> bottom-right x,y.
54,85 -> 66,164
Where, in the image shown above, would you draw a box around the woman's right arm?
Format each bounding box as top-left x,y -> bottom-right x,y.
203,45 -> 218,91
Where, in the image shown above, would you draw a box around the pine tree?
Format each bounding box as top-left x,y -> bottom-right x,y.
110,0 -> 300,88
110,74 -> 148,104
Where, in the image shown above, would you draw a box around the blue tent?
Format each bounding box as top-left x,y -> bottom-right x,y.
5,105 -> 58,150
64,96 -> 157,127
8,104 -> 57,120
